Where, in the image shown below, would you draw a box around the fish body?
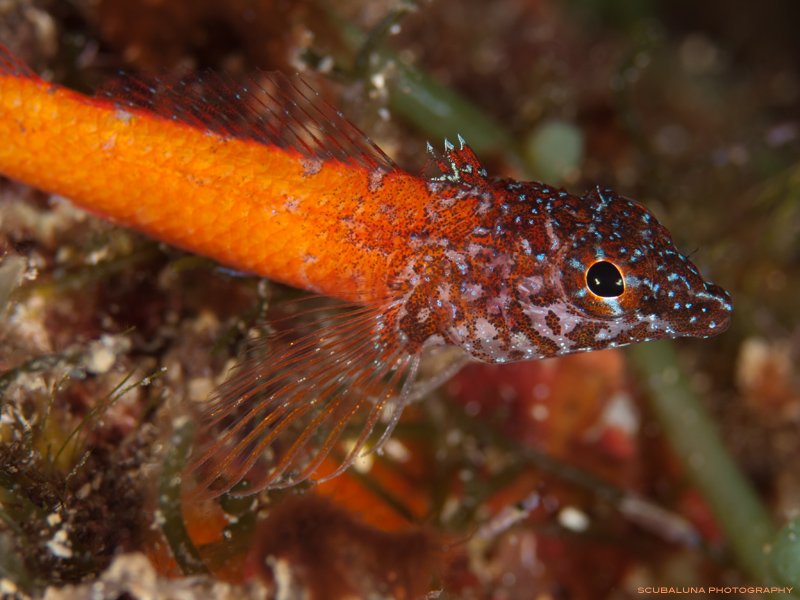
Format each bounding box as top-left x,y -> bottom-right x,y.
0,52 -> 430,300
0,45 -> 732,494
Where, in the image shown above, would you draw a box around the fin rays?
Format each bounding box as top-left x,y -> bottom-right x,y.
424,134 -> 489,186
186,298 -> 418,498
100,70 -> 397,172
201,303 -> 380,426
0,44 -> 37,79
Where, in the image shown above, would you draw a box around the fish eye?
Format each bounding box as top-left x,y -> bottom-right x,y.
586,261 -> 625,298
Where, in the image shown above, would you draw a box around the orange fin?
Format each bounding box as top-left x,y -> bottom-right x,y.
99,70 -> 398,172
186,297 -> 419,498
424,134 -> 489,187
0,44 -> 38,79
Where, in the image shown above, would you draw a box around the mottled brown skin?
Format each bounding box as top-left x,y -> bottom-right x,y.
395,148 -> 731,363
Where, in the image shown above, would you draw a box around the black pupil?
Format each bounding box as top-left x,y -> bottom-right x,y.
586,261 -> 624,297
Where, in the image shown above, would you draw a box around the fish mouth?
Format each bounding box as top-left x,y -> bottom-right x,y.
707,283 -> 733,328
671,281 -> 733,338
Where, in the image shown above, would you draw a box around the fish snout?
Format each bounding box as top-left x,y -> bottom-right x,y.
667,280 -> 733,338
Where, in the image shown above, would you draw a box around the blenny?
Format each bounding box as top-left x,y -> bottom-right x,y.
0,45 -> 732,496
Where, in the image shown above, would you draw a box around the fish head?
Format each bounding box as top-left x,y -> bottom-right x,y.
550,187 -> 732,346
416,183 -> 732,362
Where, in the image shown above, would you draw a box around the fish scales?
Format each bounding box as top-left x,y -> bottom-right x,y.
0,45 -> 732,495
0,72 -> 430,299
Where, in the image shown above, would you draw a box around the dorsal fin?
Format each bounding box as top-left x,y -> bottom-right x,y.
99,70 -> 397,172
0,44 -> 38,79
424,134 -> 489,186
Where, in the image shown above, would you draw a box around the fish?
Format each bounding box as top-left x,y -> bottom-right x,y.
0,44 -> 732,497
